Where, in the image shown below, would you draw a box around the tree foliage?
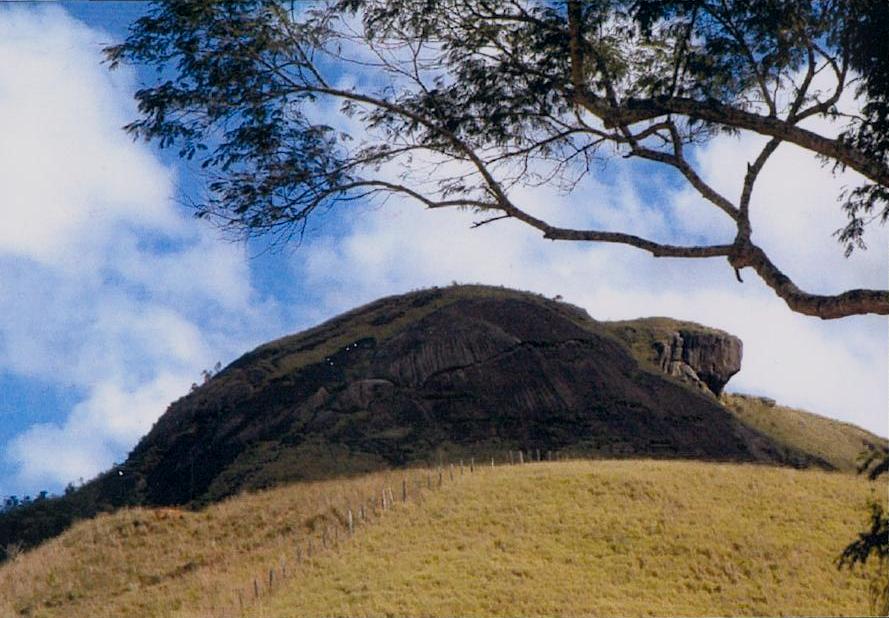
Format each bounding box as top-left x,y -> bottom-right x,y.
106,0 -> 889,318
837,446 -> 889,615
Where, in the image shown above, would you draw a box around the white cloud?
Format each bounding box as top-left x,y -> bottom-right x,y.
0,9 -> 179,268
8,373 -> 189,488
0,7 -> 279,495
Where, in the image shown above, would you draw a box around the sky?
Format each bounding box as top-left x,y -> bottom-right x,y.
0,3 -> 886,499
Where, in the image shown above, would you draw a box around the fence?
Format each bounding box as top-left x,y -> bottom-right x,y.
217,449 -> 567,617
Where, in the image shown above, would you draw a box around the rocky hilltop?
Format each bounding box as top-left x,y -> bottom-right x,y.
6,284 -> 884,558
115,285 -> 815,507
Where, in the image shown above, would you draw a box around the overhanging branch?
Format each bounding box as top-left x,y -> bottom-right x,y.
576,94 -> 889,188
735,244 -> 889,318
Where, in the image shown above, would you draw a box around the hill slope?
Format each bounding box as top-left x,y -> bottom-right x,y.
722,393 -> 887,472
2,284 -> 885,558
0,460 -> 882,617
98,286 -> 818,507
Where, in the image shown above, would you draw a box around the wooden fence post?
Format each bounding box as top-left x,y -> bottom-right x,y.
509,450 -> 514,465
438,470 -> 443,487
269,568 -> 274,591
348,509 -> 354,535
491,456 -> 494,468
536,448 -> 541,462
402,478 -> 407,503
518,450 -> 524,465
449,464 -> 454,482
470,457 -> 475,472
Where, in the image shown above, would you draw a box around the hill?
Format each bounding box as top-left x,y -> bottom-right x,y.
0,460 -> 883,617
125,284 -> 809,508
722,393 -> 887,473
2,284 -> 885,559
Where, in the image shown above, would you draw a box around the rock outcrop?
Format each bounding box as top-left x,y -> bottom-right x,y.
653,330 -> 742,395
604,318 -> 742,396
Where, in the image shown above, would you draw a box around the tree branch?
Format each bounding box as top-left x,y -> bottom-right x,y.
733,243 -> 889,318
575,95 -> 889,188
738,137 -> 782,238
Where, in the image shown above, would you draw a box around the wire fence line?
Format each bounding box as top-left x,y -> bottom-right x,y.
226,448 -> 565,617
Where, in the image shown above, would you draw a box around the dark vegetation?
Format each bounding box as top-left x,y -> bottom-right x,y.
838,446 -> 889,614
1,285 -> 885,561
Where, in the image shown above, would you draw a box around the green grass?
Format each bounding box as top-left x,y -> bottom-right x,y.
1,460 -> 883,617
723,393 -> 888,473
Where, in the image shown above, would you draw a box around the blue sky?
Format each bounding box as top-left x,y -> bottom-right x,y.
0,3 -> 886,500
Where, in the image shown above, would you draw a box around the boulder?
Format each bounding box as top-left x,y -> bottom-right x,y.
605,318 -> 742,396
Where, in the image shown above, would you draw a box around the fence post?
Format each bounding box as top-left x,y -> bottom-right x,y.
438,469 -> 443,487
518,450 -> 524,465
470,457 -> 475,472
254,578 -> 260,599
348,509 -> 354,535
491,456 -> 494,468
536,448 -> 541,462
460,459 -> 464,475
402,478 -> 407,503
449,464 -> 454,482
509,450 -> 514,465
269,568 -> 274,591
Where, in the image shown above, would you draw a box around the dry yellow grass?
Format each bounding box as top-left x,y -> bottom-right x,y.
0,467 -> 435,618
257,461 -> 884,618
723,393 -> 888,472
1,460 -> 884,617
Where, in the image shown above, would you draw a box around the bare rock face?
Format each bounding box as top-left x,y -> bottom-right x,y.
605,319 -> 742,396
653,331 -> 742,395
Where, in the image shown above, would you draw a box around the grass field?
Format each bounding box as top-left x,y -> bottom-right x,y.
1,460 -> 884,617
723,393 -> 888,473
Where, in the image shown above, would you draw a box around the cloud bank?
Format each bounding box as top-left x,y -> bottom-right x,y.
0,7 -> 278,495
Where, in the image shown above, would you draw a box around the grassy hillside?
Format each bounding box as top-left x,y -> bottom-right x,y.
2,460 -> 884,617
0,467 -> 434,618
723,393 -> 888,473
